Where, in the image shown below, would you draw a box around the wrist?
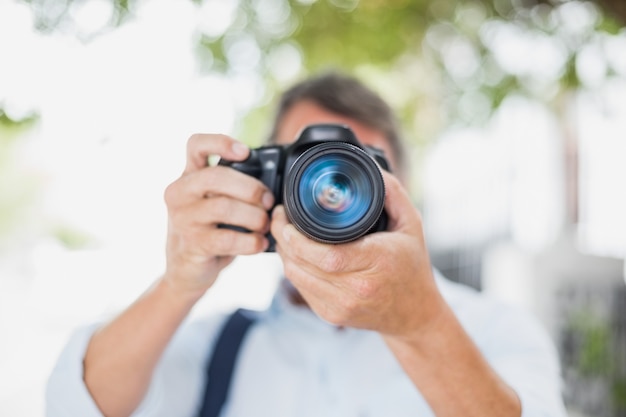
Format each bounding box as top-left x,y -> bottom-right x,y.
383,302 -> 522,417
161,255 -> 224,301
157,274 -> 209,308
384,293 -> 453,349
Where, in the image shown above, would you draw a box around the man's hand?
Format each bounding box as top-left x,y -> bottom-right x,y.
163,133 -> 274,297
271,170 -> 445,336
83,133 -> 274,417
271,170 -> 521,417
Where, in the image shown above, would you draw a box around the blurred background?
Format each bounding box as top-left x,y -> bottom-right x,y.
1,0 -> 625,415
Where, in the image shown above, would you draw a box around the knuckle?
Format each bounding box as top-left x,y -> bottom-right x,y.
212,134 -> 231,152
187,133 -> 203,150
187,133 -> 198,146
319,249 -> 345,272
213,133 -> 230,142
210,229 -> 266,256
187,133 -> 230,156
163,181 -> 179,206
199,167 -> 219,190
168,209 -> 186,228
201,164 -> 217,178
353,278 -> 379,300
210,196 -> 232,215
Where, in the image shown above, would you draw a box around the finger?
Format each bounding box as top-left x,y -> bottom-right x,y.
165,166 -> 274,209
171,197 -> 270,234
278,258 -> 369,328
381,170 -> 421,231
184,133 -> 250,173
271,205 -> 371,276
276,248 -> 341,315
271,205 -> 331,269
197,227 -> 269,256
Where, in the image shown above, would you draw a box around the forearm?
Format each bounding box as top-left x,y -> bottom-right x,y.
83,277 -> 204,417
384,303 -> 521,417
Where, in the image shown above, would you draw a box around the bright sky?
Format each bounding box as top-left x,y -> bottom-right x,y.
2,0 -> 233,242
1,0 -> 281,308
0,3 -> 282,415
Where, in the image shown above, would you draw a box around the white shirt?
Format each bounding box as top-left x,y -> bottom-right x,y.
46,273 -> 567,417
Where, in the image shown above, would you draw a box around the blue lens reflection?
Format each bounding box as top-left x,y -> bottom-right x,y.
298,156 -> 372,229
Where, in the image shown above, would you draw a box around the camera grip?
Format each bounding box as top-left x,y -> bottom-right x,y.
216,147 -> 281,252
217,150 -> 263,176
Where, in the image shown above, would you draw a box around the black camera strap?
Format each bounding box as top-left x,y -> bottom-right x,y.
197,308 -> 258,417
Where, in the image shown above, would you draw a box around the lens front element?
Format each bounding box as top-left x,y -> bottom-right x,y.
301,157 -> 369,230
284,142 -> 386,244
314,172 -> 352,211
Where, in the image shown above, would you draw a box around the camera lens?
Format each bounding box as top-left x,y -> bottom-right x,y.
284,142 -> 386,244
301,159 -> 368,229
313,171 -> 353,213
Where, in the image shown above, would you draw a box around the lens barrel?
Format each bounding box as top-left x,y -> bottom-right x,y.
284,142 -> 386,244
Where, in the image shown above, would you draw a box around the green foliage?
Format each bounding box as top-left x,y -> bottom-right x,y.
615,378 -> 626,411
16,0 -> 626,143
0,109 -> 41,251
0,107 -> 38,137
11,0 -> 626,209
564,308 -> 626,414
49,224 -> 95,250
185,0 -> 625,144
21,0 -> 137,39
565,308 -> 613,376
292,0 -> 428,71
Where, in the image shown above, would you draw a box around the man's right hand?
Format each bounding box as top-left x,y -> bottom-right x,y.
162,133 -> 275,298
83,133 -> 274,417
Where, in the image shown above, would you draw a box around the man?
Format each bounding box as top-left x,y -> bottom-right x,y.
46,72 -> 567,417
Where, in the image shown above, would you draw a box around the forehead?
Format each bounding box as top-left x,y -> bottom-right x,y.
274,100 -> 398,171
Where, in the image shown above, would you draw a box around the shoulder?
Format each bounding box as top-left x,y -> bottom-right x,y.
435,271 -> 556,355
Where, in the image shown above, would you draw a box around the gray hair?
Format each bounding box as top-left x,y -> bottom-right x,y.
268,71 -> 407,176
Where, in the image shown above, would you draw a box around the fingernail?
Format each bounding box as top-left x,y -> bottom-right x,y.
232,141 -> 249,157
262,191 -> 275,210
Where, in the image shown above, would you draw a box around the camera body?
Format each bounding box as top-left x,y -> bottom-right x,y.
219,123 -> 389,251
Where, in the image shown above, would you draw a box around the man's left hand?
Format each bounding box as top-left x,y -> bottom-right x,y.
271,170 -> 445,337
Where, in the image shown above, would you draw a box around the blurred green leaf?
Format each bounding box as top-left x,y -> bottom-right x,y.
16,0 -> 626,139
49,224 -> 95,250
568,310 -> 614,377
0,107 -> 38,139
614,378 -> 626,410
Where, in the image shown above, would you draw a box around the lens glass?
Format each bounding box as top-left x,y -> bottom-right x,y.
313,172 -> 352,212
298,155 -> 371,229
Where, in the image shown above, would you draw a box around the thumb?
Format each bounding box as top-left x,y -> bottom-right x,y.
381,170 -> 422,232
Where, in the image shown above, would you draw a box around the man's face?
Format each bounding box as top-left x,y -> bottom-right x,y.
273,100 -> 400,175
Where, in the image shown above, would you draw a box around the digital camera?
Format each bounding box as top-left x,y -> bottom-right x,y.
219,123 -> 389,251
